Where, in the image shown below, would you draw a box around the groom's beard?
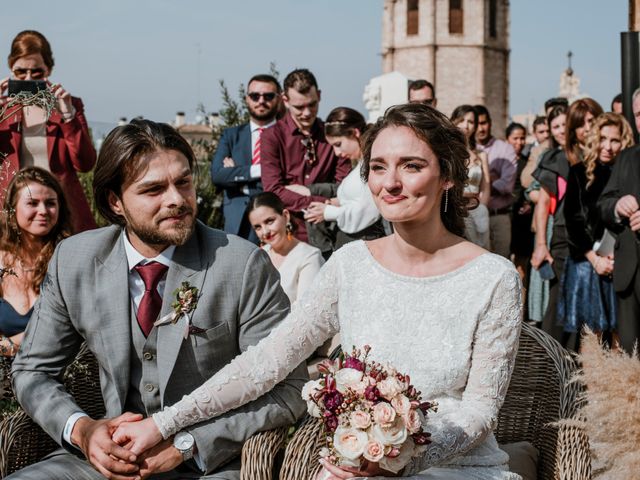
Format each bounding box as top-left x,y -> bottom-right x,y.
123,205 -> 196,247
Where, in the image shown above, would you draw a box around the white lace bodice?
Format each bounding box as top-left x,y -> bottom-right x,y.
153,241 -> 522,474
465,161 -> 483,195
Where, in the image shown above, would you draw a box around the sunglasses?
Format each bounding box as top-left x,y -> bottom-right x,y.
12,67 -> 46,80
300,137 -> 316,166
247,92 -> 277,102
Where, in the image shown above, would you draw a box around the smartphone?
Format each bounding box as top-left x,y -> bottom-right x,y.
538,260 -> 556,281
7,79 -> 47,96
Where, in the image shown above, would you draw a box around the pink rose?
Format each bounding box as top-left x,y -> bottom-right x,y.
372,416 -> 408,446
391,394 -> 411,416
403,409 -> 423,434
379,437 -> 415,473
372,402 -> 396,427
363,438 -> 385,463
350,410 -> 372,430
377,376 -> 404,400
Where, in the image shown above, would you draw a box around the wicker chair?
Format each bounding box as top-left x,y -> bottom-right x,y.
0,345 -> 288,480
280,322 -> 592,480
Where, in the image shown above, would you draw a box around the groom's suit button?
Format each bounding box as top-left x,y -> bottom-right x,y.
144,383 -> 155,392
143,352 -> 154,361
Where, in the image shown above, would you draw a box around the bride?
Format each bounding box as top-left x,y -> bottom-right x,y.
114,104 -> 523,479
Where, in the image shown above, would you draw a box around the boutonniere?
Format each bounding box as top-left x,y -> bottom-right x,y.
154,281 -> 202,338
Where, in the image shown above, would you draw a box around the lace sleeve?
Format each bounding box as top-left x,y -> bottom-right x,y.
152,255 -> 341,439
403,268 -> 523,474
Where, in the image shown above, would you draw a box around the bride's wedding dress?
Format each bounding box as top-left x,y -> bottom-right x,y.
154,241 -> 523,479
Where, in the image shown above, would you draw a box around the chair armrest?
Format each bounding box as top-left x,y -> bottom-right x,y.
280,416 -> 324,480
240,427 -> 288,480
537,423 -> 591,480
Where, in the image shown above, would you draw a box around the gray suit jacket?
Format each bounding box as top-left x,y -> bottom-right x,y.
11,222 -> 307,474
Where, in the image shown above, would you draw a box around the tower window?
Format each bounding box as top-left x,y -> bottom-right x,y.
407,0 -> 419,36
449,0 -> 463,34
489,0 -> 497,38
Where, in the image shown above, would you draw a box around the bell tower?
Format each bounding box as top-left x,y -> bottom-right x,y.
382,0 -> 510,133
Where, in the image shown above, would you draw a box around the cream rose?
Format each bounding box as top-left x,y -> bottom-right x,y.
363,438 -> 385,463
391,394 -> 411,416
334,368 -> 368,394
377,376 -> 404,400
372,402 -> 396,427
333,426 -> 368,463
349,410 -> 372,429
372,416 -> 408,446
307,401 -> 322,418
301,379 -> 323,401
403,409 -> 423,434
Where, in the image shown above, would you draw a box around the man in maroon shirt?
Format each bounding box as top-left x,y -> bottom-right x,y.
261,69 -> 351,254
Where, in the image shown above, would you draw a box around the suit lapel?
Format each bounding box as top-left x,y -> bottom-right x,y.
94,231 -> 132,410
157,226 -> 210,398
239,124 -> 252,165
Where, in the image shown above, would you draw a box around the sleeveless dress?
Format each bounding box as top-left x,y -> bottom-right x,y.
464,162 -> 491,249
0,263 -> 32,336
152,242 -> 523,479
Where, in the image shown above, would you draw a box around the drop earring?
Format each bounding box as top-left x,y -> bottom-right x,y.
286,223 -> 294,241
444,188 -> 449,213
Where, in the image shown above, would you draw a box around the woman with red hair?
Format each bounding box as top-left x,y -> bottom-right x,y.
0,30 -> 96,232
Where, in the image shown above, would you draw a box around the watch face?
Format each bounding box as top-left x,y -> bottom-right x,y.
175,432 -> 194,451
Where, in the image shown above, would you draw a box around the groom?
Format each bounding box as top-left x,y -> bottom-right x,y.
9,120 -> 307,479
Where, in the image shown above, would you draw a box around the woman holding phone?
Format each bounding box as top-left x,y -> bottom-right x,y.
0,30 -> 96,232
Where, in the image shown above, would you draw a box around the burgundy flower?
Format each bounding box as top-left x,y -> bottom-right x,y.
323,390 -> 344,412
324,413 -> 339,432
344,356 -> 365,372
418,401 -> 436,414
364,385 -> 380,402
412,431 -> 432,445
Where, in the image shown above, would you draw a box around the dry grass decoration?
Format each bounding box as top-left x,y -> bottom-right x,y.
573,329 -> 640,479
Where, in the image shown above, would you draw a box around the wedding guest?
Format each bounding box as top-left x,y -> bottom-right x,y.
451,105 -> 491,249
247,192 -> 324,305
0,30 -> 96,233
408,79 -> 437,108
507,122 -> 534,288
474,104 -> 517,258
261,68 -> 351,257
533,98 -> 603,346
560,113 -> 634,345
528,105 -> 567,329
304,107 -> 384,249
598,87 -> 640,355
211,74 -> 281,243
611,93 -> 622,114
113,103 -> 524,480
0,167 -> 71,356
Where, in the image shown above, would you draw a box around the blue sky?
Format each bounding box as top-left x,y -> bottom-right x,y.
0,0 -> 626,124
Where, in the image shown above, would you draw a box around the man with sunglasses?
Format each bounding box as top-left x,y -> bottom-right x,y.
261,68 -> 351,256
211,74 -> 281,242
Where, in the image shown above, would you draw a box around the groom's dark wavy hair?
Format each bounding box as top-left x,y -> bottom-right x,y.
360,103 -> 470,237
93,119 -> 196,226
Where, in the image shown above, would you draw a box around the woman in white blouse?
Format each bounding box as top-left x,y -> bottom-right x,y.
247,191 -> 324,304
304,107 -> 385,249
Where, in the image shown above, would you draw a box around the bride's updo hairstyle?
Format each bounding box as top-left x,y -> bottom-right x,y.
360,103 -> 469,236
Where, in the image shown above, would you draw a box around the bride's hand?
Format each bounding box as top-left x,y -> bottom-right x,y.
317,458 -> 397,479
111,417 -> 163,455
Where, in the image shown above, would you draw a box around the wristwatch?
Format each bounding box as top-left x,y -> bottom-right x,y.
173,431 -> 195,461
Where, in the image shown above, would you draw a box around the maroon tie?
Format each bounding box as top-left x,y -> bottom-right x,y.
134,261 -> 168,337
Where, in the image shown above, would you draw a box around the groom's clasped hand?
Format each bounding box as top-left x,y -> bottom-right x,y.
73,412 -> 174,480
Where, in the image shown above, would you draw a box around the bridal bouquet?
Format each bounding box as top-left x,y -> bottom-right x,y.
302,345 -> 437,473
